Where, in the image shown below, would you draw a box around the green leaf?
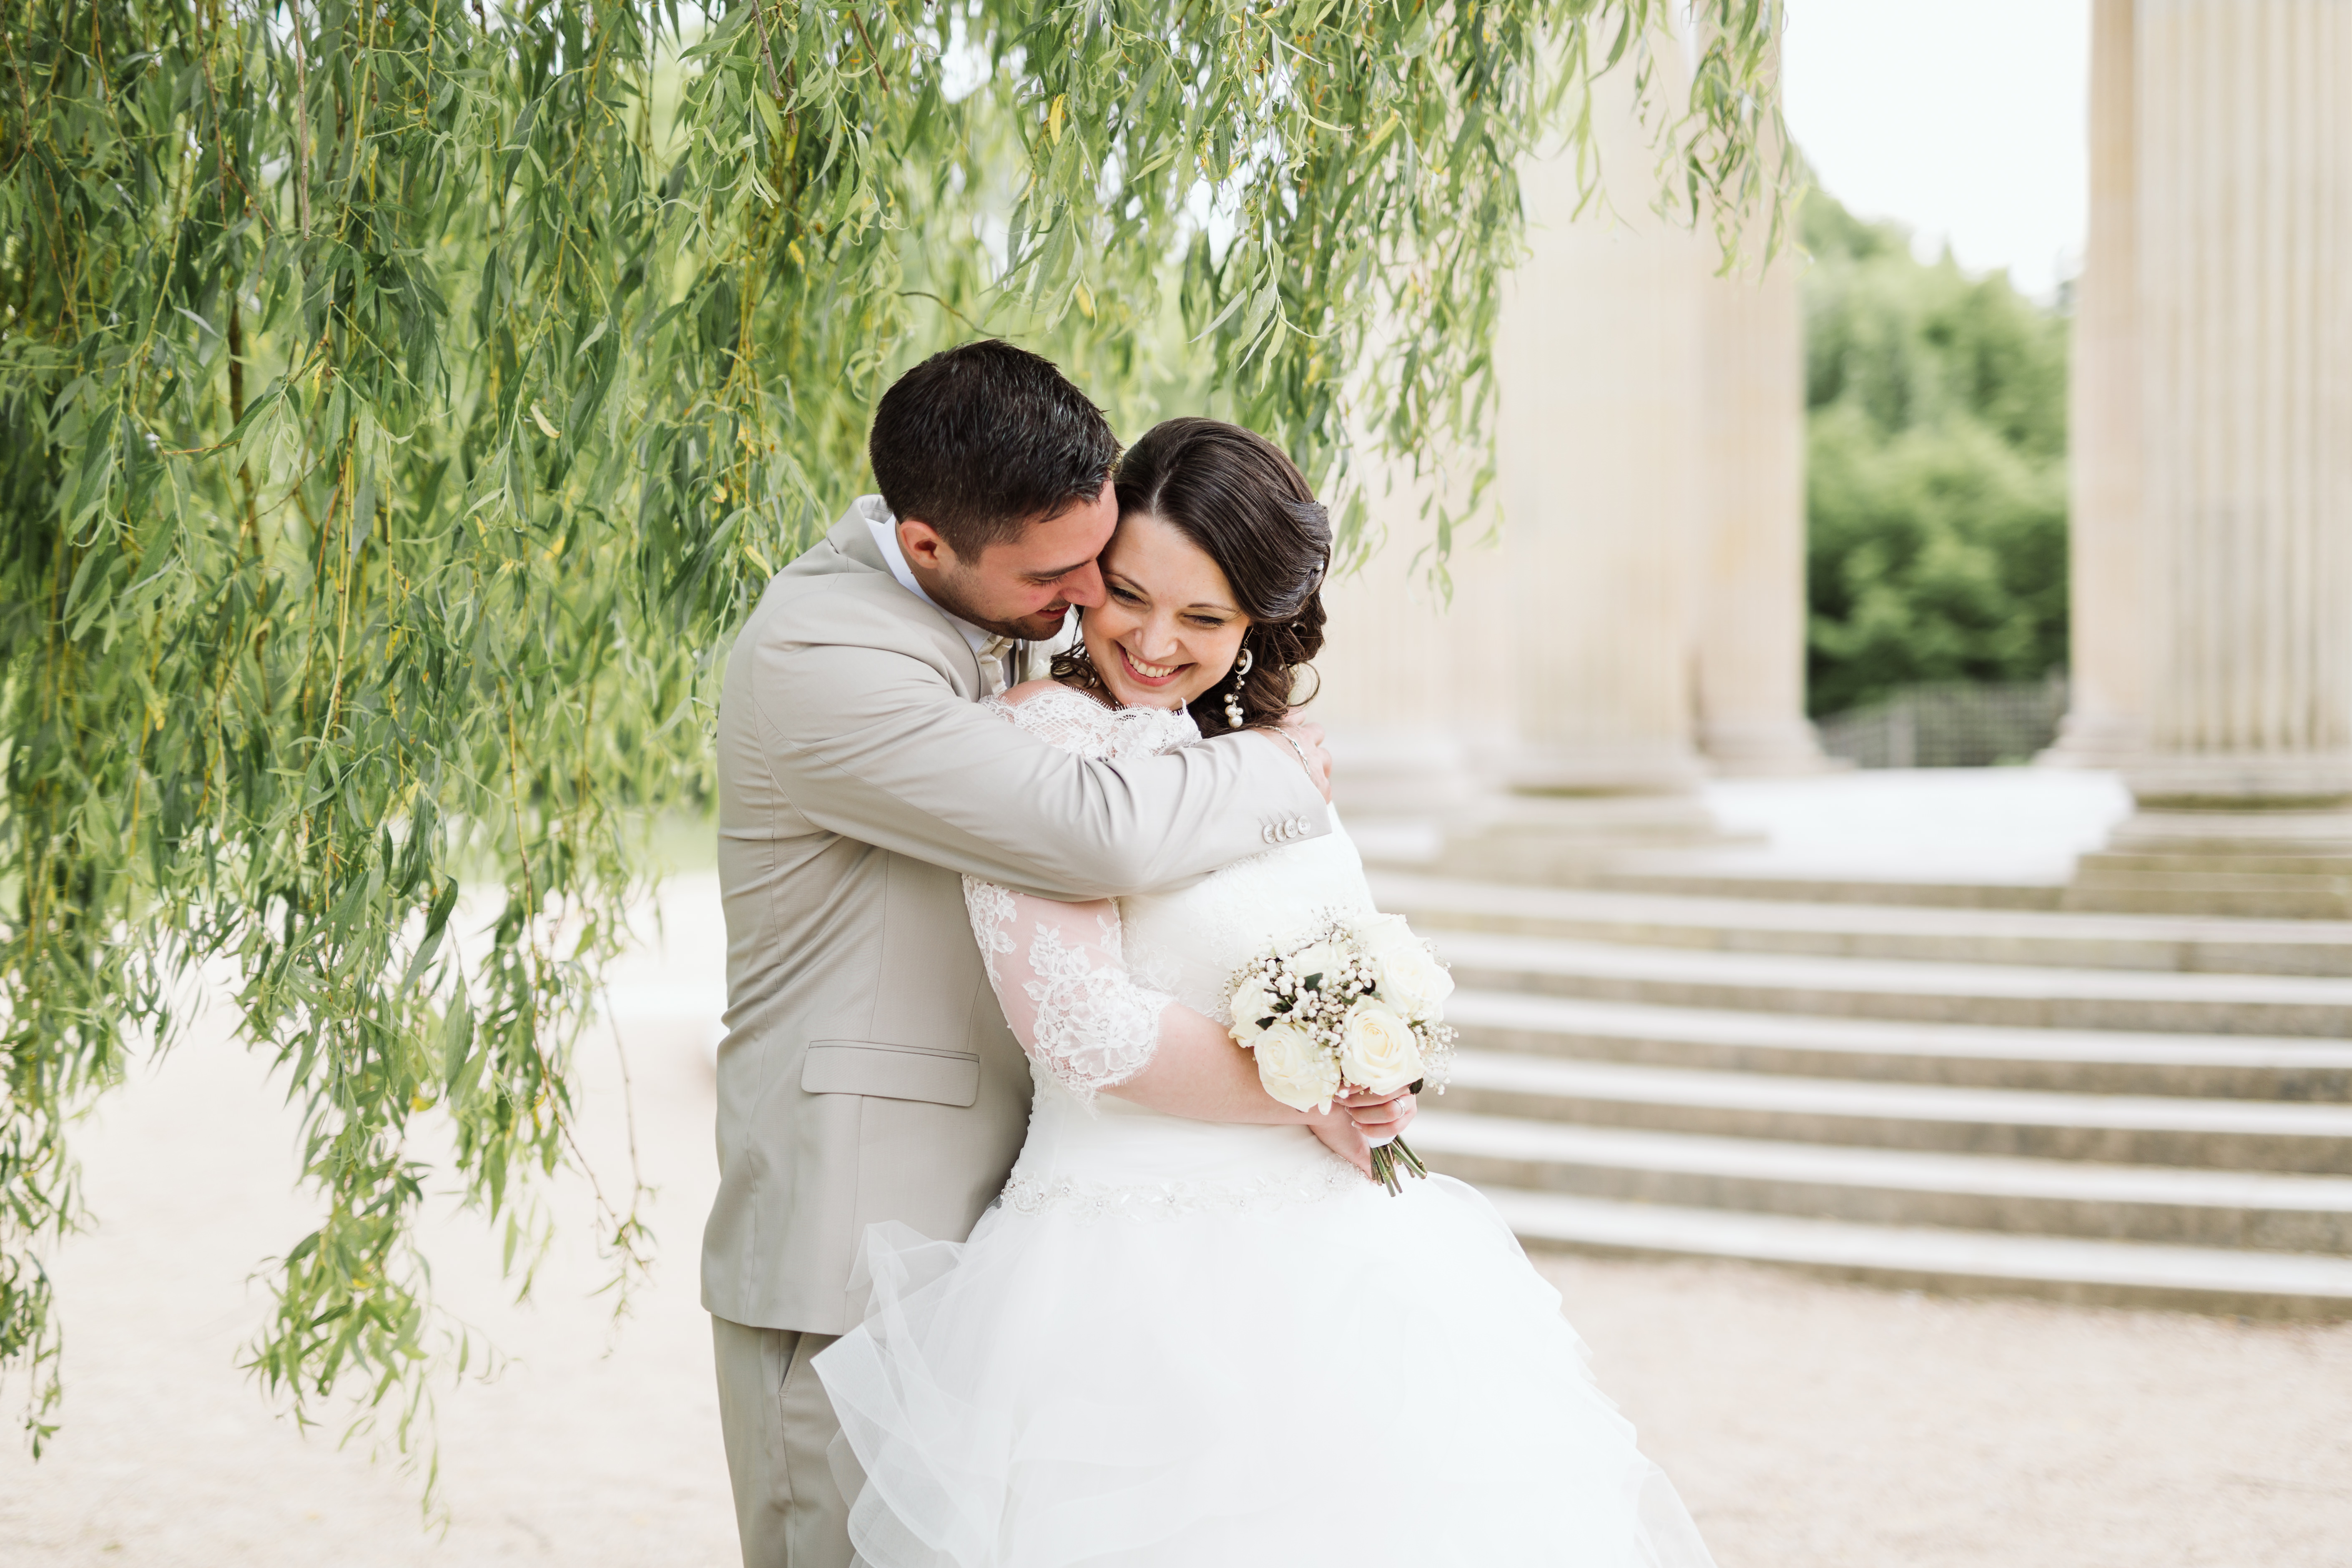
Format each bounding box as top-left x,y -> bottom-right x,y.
0,0 -> 1788,1485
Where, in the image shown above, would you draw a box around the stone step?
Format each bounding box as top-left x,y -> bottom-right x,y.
1476,1187 -> 2352,1318
1580,866 -> 2068,911
1432,930 -> 2352,1036
2064,868 -> 2352,921
1445,990 -> 2352,1100
1437,1051 -> 2352,1173
2084,850 -> 2352,876
1372,871 -> 2352,977
1410,1110 -> 2352,1251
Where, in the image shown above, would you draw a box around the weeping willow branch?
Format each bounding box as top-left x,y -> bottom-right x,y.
0,0 -> 1790,1472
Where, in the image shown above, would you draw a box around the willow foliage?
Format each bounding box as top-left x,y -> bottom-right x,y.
0,0 -> 1789,1457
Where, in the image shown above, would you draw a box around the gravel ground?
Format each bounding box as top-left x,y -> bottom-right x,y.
5,879 -> 2347,1567
1538,1254 -> 2352,1568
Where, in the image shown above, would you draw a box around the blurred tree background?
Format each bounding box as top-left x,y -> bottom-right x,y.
1800,183 -> 2071,719
0,0 -> 1790,1469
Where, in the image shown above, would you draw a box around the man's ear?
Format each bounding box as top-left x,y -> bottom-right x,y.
897,517 -> 957,573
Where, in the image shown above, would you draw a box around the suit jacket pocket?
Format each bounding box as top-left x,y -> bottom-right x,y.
801,1040 -> 982,1108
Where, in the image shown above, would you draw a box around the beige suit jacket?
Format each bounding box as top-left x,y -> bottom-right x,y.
701,500 -> 1332,1334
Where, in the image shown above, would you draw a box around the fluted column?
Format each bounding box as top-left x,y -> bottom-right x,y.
1695,261 -> 1828,774
1692,15 -> 1830,776
2130,0 -> 2352,801
1489,62 -> 1710,795
1433,41 -> 1730,879
2070,0 -> 2352,913
1308,467 -> 1478,819
2042,0 -> 2148,767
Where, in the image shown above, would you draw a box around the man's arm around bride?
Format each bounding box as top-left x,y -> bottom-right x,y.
700,341 -> 1398,1568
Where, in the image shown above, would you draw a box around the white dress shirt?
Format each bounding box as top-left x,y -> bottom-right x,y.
860,497 -> 1080,694
861,498 -> 1017,693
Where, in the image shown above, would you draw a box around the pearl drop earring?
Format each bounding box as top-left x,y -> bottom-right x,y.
1224,647 -> 1255,728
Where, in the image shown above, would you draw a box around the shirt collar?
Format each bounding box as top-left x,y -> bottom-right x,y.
863,502 -> 999,656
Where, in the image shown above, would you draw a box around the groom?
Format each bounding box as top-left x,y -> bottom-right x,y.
703,340 -> 1402,1567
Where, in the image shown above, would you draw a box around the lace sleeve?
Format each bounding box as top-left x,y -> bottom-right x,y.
964,874 -> 1173,1102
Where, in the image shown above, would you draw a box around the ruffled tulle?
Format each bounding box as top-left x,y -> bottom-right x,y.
814,1167 -> 1716,1568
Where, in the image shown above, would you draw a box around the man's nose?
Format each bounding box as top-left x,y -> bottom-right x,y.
1061,560 -> 1105,608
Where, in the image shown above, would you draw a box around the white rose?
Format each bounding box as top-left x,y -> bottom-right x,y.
1354,913 -> 1453,1020
1337,1001 -> 1423,1095
1286,938 -> 1348,993
1227,974 -> 1281,1044
1252,1021 -> 1341,1113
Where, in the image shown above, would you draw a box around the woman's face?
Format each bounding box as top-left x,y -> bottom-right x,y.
1081,511 -> 1252,711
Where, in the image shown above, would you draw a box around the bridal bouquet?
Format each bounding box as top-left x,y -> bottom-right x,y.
1225,913 -> 1457,1194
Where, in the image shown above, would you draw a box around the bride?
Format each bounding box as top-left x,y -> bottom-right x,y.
813,419 -> 1715,1568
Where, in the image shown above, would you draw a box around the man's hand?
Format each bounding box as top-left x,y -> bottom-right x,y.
1265,718 -> 1333,802
1338,1086 -> 1416,1140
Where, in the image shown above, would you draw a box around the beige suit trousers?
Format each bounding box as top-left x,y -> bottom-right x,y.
713,1316 -> 856,1568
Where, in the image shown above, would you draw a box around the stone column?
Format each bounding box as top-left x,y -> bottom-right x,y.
2042,0 -> 2148,767
1695,265 -> 1829,774
2070,0 -> 2352,914
1307,465 -> 1478,821
1439,49 -> 1726,877
1490,66 -> 1709,795
1692,20 -> 1831,774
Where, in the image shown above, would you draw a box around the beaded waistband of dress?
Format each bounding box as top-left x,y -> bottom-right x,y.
995,1156 -> 1362,1222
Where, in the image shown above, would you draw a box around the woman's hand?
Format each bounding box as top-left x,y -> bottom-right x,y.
1265,718 -> 1333,800
1306,1108 -> 1375,1177
1338,1086 -> 1417,1141
1308,1086 -> 1420,1178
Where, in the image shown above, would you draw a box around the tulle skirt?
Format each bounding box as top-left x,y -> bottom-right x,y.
813,1158 -> 1717,1568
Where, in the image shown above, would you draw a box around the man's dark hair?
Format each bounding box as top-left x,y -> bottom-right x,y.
868,340 -> 1121,557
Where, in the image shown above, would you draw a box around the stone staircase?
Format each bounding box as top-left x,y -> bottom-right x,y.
1371,869 -> 2352,1317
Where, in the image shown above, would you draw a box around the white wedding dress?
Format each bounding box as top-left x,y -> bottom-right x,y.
814,686 -> 1715,1568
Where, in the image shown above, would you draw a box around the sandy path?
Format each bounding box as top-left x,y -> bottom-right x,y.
1540,1254 -> 2352,1568
4,876 -> 2347,1566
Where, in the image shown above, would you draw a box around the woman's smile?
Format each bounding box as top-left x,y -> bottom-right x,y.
1115,645 -> 1190,687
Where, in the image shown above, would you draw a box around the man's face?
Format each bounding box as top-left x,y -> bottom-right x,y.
898,489 -> 1117,642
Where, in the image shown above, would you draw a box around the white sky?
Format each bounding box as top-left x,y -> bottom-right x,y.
1780,0 -> 2089,299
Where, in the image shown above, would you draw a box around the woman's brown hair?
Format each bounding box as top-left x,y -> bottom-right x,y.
1054,417 -> 1330,732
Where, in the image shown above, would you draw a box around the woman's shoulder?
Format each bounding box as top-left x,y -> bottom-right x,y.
996,677 -> 1087,710
986,679 -> 1114,726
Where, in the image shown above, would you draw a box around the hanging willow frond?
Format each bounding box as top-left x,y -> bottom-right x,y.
0,0 -> 1788,1467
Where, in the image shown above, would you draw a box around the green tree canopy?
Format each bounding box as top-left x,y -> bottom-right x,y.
1801,183 -> 2070,717
2,0 -> 1789,1460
